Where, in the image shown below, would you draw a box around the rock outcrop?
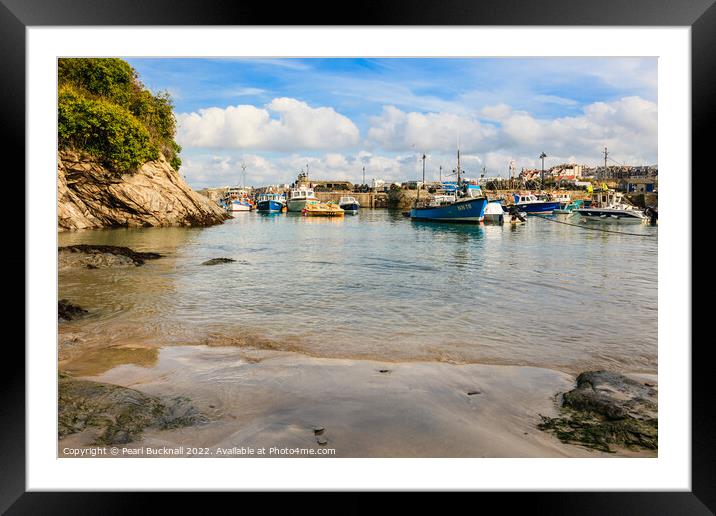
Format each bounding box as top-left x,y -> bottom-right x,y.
58,299 -> 88,321
538,371 -> 657,453
59,244 -> 162,269
58,150 -> 229,231
201,257 -> 236,265
59,373 -> 207,445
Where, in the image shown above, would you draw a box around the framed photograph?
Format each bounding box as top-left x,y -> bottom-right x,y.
7,0 -> 709,509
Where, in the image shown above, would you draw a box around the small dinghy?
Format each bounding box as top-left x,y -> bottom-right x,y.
483,201 -> 506,224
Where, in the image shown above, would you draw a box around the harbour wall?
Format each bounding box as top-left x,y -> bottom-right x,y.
317,189 -> 595,210
316,192 -> 389,208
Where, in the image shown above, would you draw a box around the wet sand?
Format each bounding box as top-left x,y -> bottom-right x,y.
58,345 -> 656,457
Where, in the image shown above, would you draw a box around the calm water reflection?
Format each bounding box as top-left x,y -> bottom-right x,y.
58,210 -> 657,373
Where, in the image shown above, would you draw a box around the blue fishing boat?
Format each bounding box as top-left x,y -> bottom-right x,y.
410,149 -> 488,223
256,193 -> 286,213
411,193 -> 488,222
502,193 -> 560,214
339,196 -> 360,214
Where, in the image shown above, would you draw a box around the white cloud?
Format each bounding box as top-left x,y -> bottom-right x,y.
177,97 -> 360,151
365,96 -> 657,167
499,96 -> 657,162
366,106 -> 497,153
480,103 -> 512,121
220,86 -> 266,98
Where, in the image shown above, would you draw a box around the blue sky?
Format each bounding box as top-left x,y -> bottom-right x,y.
127,58 -> 657,188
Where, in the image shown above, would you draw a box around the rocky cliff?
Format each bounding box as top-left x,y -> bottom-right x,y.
58,150 -> 228,231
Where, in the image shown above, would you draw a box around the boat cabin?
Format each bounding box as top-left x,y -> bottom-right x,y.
290,188 -> 316,199
257,193 -> 283,202
591,189 -> 625,207
428,194 -> 456,207
339,196 -> 359,205
553,193 -> 571,204
513,193 -> 541,204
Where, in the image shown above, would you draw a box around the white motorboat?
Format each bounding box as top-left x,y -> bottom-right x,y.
483,201 -> 506,223
338,196 -> 360,214
575,190 -> 647,223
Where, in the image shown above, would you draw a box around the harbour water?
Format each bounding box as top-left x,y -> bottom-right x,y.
58,210 -> 657,375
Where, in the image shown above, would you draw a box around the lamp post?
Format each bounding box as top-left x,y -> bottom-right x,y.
539,152 -> 547,190
417,153 -> 426,204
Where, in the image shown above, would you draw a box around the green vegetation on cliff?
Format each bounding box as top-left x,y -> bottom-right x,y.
58,58 -> 182,172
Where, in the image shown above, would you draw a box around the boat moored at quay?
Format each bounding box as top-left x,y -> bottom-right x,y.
575,189 -> 648,223
338,196 -> 360,214
256,193 -> 286,213
303,202 -> 345,217
410,150 -> 488,223
287,187 -> 319,212
502,193 -> 560,215
410,192 -> 488,223
222,186 -> 254,212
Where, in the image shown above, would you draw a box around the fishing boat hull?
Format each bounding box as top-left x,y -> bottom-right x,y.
256,200 -> 285,213
339,202 -> 360,214
287,198 -> 318,212
229,201 -> 252,212
410,197 -> 488,223
575,208 -> 647,223
501,201 -> 560,214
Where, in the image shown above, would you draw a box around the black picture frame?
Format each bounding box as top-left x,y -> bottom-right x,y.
3,0 -> 709,511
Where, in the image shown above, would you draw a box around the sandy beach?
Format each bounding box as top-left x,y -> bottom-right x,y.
58,345 -> 656,458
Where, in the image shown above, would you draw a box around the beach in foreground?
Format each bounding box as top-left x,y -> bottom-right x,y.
59,345 -> 656,458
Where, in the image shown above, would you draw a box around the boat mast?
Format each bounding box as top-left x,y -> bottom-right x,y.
456,147 -> 461,187
241,162 -> 247,189
417,153 -> 426,204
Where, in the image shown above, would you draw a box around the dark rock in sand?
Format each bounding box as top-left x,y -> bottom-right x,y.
538,370 -> 657,453
59,244 -> 162,268
316,437 -> 328,446
313,426 -> 325,435
201,258 -> 236,266
58,373 -> 207,445
59,299 -> 88,321
378,369 -> 391,374
466,390 -> 481,396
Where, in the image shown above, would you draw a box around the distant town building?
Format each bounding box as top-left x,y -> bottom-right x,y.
294,173 -> 353,191
595,165 -> 657,180
548,163 -> 583,180
619,177 -> 657,193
